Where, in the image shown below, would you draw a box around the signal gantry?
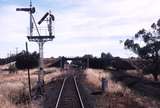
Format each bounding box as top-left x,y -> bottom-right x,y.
16,0 -> 55,95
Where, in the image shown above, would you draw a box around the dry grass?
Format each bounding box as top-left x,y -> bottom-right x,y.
0,68 -> 38,108
126,69 -> 160,81
84,68 -> 160,108
0,65 -> 62,108
84,69 -> 124,93
44,68 -> 63,83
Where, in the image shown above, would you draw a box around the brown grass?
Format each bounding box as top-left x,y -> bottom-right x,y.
126,69 -> 160,81
84,68 -> 160,108
84,69 -> 124,93
0,68 -> 38,108
0,65 -> 62,108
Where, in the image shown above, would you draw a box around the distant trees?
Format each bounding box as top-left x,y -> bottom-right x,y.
124,19 -> 160,81
50,57 -> 66,68
88,57 -> 103,69
101,52 -> 113,67
15,51 -> 39,69
101,52 -> 113,59
71,59 -> 84,68
0,55 -> 16,65
83,53 -> 113,69
83,54 -> 93,59
50,53 -> 114,69
111,57 -> 134,70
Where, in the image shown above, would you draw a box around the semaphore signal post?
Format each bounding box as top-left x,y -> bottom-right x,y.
16,0 -> 55,95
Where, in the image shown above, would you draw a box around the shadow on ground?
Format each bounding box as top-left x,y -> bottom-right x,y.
110,69 -> 160,100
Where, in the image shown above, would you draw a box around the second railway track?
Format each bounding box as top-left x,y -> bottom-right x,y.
55,75 -> 84,108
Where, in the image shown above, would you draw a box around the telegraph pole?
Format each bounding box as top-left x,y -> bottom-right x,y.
16,47 -> 18,55
26,42 -> 32,101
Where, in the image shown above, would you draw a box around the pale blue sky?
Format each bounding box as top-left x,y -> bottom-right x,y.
0,0 -> 160,58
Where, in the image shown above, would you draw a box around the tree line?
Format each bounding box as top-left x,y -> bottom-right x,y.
51,53 -> 134,70
0,51 -> 39,70
15,51 -> 39,69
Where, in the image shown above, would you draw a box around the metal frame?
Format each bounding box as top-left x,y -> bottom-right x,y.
27,36 -> 55,42
16,0 -> 55,95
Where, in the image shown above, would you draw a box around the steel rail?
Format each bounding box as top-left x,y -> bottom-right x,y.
55,77 -> 67,108
55,76 -> 85,108
74,76 -> 85,108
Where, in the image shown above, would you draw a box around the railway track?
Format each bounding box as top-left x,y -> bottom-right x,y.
55,75 -> 84,108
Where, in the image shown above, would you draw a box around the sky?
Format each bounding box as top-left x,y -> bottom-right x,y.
0,0 -> 160,58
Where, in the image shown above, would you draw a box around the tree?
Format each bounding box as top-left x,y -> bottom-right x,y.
124,19 -> 160,81
101,52 -> 113,59
101,52 -> 113,68
83,54 -> 93,59
15,51 -> 39,69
